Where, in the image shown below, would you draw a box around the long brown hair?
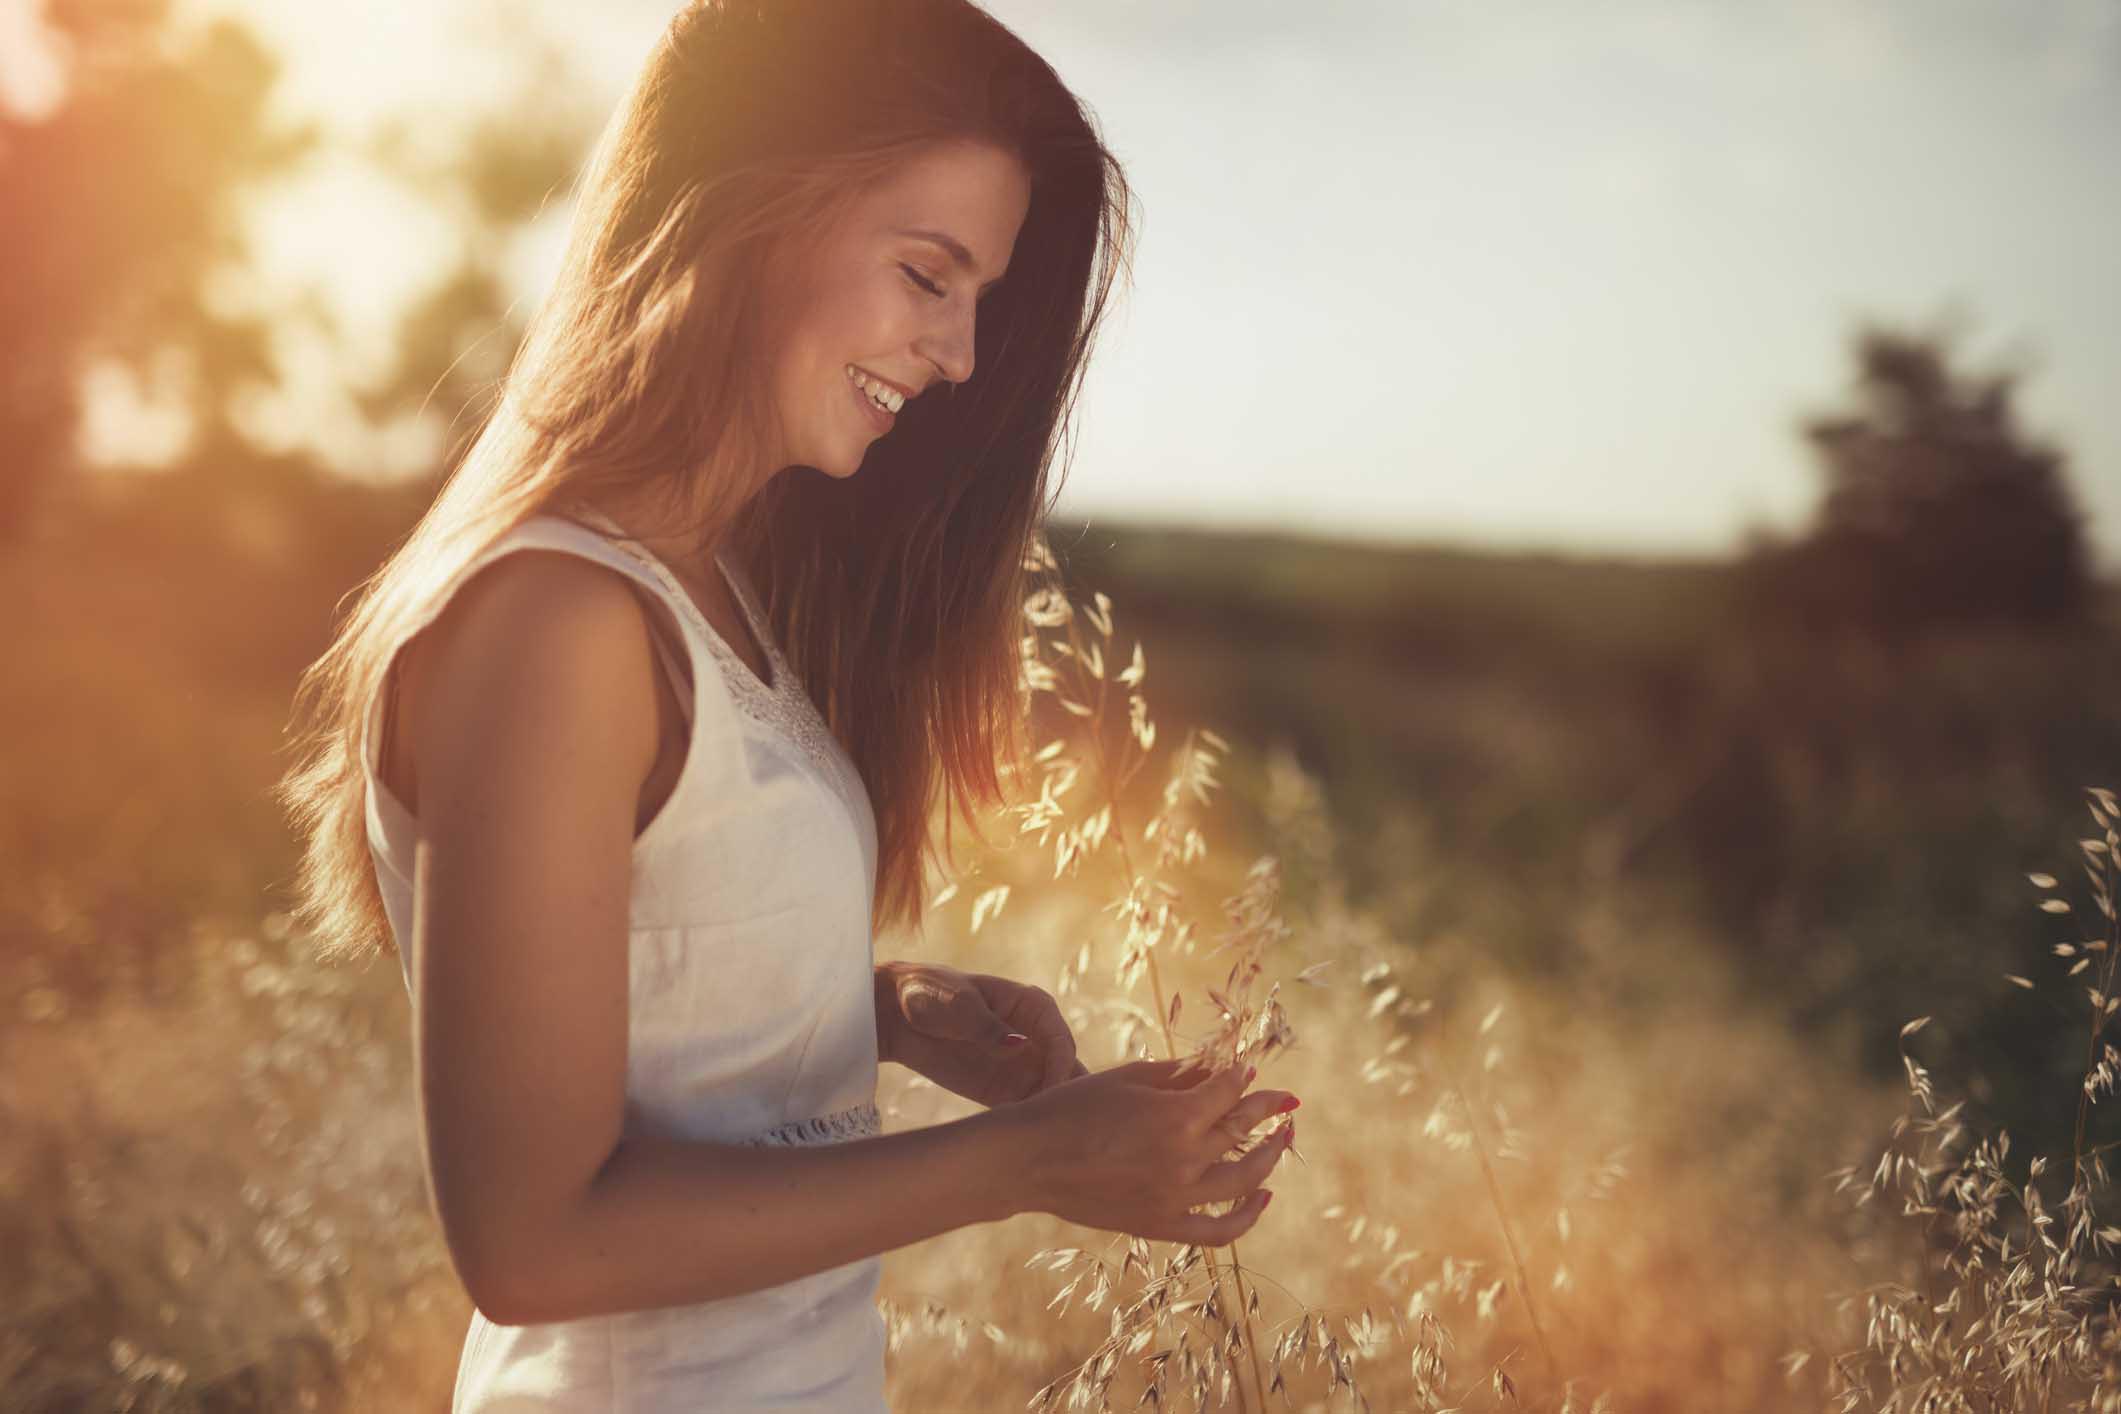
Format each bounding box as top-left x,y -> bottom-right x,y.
277,0 -> 1134,958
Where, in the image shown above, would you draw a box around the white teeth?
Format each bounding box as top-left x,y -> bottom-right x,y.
845,366 -> 903,414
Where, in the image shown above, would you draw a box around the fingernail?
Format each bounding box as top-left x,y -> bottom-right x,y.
1260,1190 -> 1275,1210
1001,1033 -> 1030,1047
1243,1064 -> 1257,1085
1277,1095 -> 1301,1114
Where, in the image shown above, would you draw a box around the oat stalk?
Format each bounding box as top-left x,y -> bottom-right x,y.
999,539 -> 1340,1411
1049,576 -> 1271,1414
1436,1046 -> 1559,1390
1823,786 -> 2121,1412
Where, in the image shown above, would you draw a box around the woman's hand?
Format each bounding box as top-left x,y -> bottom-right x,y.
1006,1057 -> 1297,1245
875,961 -> 1090,1107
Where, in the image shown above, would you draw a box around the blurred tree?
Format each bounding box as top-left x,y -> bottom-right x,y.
0,0 -> 313,536
355,44 -> 597,465
1741,318 -> 2092,635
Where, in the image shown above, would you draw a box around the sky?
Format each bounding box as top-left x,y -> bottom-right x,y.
15,0 -> 2120,563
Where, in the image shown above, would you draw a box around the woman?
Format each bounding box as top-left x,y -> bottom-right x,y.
278,0 -> 1295,1408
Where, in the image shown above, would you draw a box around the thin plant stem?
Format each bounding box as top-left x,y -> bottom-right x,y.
2070,840 -> 2119,1190
2051,818 -> 2119,1414
1223,1252 -> 1270,1412
1053,604 -> 1271,1414
1436,1045 -> 1558,1390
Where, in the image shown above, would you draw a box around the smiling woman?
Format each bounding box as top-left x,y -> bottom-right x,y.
761,139 -> 1030,475
272,1 -> 1294,1411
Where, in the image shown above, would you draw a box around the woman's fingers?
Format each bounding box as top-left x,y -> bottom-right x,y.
1189,1121 -> 1293,1204
1028,1003 -> 1078,1090
1176,1060 -> 1258,1143
1035,1056 -> 1289,1246
1155,1187 -> 1274,1247
1040,1048 -> 1076,1091
1108,1055 -> 1223,1089
1205,1089 -> 1298,1150
1106,1055 -> 1272,1104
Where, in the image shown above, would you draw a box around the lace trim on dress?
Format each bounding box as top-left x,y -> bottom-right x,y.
742,1101 -> 882,1148
572,511 -> 873,839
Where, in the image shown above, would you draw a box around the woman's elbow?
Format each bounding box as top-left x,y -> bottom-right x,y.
442,1214 -> 581,1327
455,1251 -> 577,1328
429,1150 -> 629,1324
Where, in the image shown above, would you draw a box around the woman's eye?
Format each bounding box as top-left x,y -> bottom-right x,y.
899,263 -> 945,298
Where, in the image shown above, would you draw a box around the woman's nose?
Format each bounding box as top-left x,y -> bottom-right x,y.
918,298 -> 978,388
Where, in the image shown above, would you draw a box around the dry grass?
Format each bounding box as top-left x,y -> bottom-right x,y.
10,527 -> 2111,1411
1808,789 -> 2121,1411
870,537 -> 1902,1412
1,914 -> 463,1411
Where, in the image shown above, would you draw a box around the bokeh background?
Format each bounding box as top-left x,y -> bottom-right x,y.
4,0 -> 2118,1409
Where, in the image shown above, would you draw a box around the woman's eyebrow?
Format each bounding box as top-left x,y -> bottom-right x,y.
893,227 -> 1005,293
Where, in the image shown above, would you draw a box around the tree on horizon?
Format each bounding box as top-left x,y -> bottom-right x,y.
1743,316 -> 2092,634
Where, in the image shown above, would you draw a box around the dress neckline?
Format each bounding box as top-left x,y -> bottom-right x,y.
565,507 -> 878,874
572,508 -> 787,705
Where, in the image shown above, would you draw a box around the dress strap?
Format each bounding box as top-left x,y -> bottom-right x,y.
567,510 -> 876,889
713,554 -> 784,683
573,508 -> 787,708
631,586 -> 695,729
359,511 -> 733,832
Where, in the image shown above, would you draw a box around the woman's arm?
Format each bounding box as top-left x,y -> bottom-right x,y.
402,552 -> 1284,1328
508,1106 -> 1027,1324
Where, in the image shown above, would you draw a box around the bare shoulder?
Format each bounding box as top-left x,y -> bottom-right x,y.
394,550 -> 661,817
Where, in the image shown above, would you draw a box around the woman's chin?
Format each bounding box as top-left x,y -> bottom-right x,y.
835,438 -> 886,478
781,448 -> 865,481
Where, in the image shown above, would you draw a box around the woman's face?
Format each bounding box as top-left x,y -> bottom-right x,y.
764,138 -> 1032,478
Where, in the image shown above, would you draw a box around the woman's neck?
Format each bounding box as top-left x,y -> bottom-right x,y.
581,494 -> 731,585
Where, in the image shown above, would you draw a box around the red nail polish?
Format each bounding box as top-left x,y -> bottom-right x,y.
1278,1095 -> 1301,1114
1243,1064 -> 1257,1085
1002,1033 -> 1030,1047
1260,1190 -> 1275,1210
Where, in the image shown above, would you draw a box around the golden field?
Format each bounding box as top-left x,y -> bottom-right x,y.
7,472 -> 2120,1410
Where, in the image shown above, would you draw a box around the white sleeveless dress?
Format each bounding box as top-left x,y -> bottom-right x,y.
359,509 -> 890,1411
